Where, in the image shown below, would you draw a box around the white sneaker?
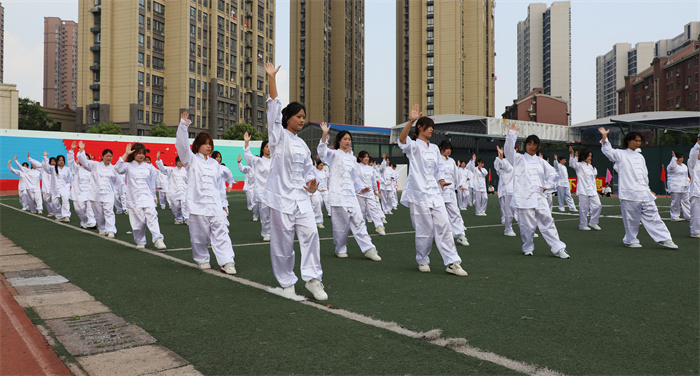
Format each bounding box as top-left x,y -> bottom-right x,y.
198,262 -> 211,270
281,285 -> 297,299
37,210 -> 42,214
305,280 -> 328,301
263,236 -> 270,242
555,249 -> 570,259
625,243 -> 642,248
317,223 -> 325,229
446,262 -> 468,276
47,214 -> 55,218
456,235 -> 469,246
336,253 -> 348,258
523,251 -> 534,256
154,238 -> 166,250
221,262 -> 237,274
463,225 -> 468,231
376,226 -> 386,236
253,217 -> 259,222
135,244 -> 146,249
393,207 -> 398,210
589,224 -> 601,231
184,219 -> 189,225
99,231 -> 106,236
381,217 -> 388,224
475,212 -> 487,217
418,264 -> 431,272
327,213 -> 332,217
123,210 -> 129,215
30,210 -> 37,214
504,230 -> 516,237
691,233 -> 700,239
460,207 -> 467,211
658,240 -> 678,249
580,226 -> 591,231
21,207 -> 28,211
107,232 -> 115,238
364,248 -> 381,261
62,217 -> 70,222
534,233 -> 539,238
671,218 -> 684,222
387,211 -> 393,215
571,208 -> 578,212
558,208 -> 565,212
174,220 -> 183,225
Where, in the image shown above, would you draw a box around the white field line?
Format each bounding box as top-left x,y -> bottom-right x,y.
0,202 -> 561,376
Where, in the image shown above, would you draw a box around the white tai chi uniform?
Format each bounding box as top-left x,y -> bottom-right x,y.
244,147 -> 272,239
238,162 -> 257,216
8,163 -> 29,209
569,157 -> 602,229
357,163 -> 384,230
77,151 -> 119,234
504,130 -> 567,255
458,167 -> 472,210
494,157 -> 515,234
157,168 -> 169,209
157,160 -> 189,223
176,119 -> 236,268
264,96 -> 323,288
27,157 -> 55,215
687,143 -> 700,237
399,137 -> 462,267
33,156 -> 72,219
440,155 -> 466,238
114,174 -> 127,214
115,157 -> 164,246
318,141 -> 377,256
379,160 -> 395,214
600,140 -> 673,246
390,167 -> 399,210
67,150 -> 96,228
311,168 -> 329,224
467,161 -> 488,215
554,161 -> 577,211
14,162 -> 43,212
666,156 -> 691,221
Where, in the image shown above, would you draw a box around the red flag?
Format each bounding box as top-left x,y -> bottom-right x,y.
488,169 -> 492,182
661,165 -> 666,183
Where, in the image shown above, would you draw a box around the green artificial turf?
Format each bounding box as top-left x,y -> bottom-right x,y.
1,193 -> 698,375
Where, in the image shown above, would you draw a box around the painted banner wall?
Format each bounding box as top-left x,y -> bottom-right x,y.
568,177 -> 606,194
0,129 -> 260,191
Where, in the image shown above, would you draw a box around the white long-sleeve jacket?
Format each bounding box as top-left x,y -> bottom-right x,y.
317,141 -> 365,208
67,150 -> 93,202
244,147 -> 272,203
569,158 -> 598,197
600,139 -> 655,202
688,143 -> 700,199
114,157 -> 159,209
467,161 -> 488,192
156,160 -> 188,201
493,157 -> 514,198
357,163 -> 379,199
440,155 -> 460,203
77,151 -> 119,204
14,160 -> 41,193
398,136 -> 445,208
504,130 -> 559,209
8,164 -> 27,191
666,157 -> 690,193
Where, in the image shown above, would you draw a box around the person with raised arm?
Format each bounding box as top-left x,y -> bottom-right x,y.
552,153 -> 578,212
312,159 -> 330,222
32,151 -> 72,222
237,153 -> 258,221
438,140 -> 469,246
494,144 -> 516,236
466,153 -> 488,216
397,104 -> 467,276
318,122 -> 382,261
263,62 -> 327,301
503,123 -> 569,258
175,112 -> 237,274
356,151 -> 387,235
568,146 -> 602,231
76,142 -> 119,237
687,138 -> 700,238
666,150 -> 691,221
598,127 -> 677,249
12,156 -> 43,213
379,154 -> 395,215
8,157 -> 29,211
156,151 -> 189,225
66,142 -> 96,229
243,131 -> 273,241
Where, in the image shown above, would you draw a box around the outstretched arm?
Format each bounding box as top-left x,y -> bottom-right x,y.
504,123 -> 517,166
598,127 -> 618,163
398,104 -> 421,145
175,112 -> 195,167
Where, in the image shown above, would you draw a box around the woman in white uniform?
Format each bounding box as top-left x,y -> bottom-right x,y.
687,138 -> 700,238
157,153 -> 189,225
568,146 -> 602,231
552,154 -> 577,212
243,132 -> 273,241
31,153 -> 71,222
504,123 -> 569,258
77,143 -> 119,237
67,143 -> 96,229
12,157 -> 43,213
494,145 -> 516,236
356,151 -> 386,235
175,118 -> 237,274
115,143 -> 166,249
438,141 -> 469,246
598,128 -> 677,249
467,154 -> 488,216
8,158 -> 29,210
666,151 -> 691,221
397,104 -> 467,276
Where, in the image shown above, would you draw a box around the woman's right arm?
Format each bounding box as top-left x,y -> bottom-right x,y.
398,104 -> 421,145
598,127 -> 619,163
76,142 -> 94,172
265,62 -> 283,154
175,112 -> 195,167
504,123 -> 517,167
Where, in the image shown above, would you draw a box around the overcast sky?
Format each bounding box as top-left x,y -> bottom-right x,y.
2,0 -> 698,127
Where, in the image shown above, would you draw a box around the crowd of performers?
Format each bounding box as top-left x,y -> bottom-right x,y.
8,63 -> 699,301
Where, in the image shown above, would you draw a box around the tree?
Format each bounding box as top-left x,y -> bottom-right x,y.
151,123 -> 176,137
658,128 -> 699,146
87,122 -> 122,134
222,122 -> 264,140
18,98 -> 60,131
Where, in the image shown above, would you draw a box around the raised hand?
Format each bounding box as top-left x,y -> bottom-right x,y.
671,150 -> 676,158
71,141 -> 77,150
471,153 -> 476,161
304,178 -> 319,194
554,154 -> 558,160
27,152 -> 30,158
7,160 -> 11,167
569,145 -> 574,156
181,112 -> 191,126
43,151 -> 49,157
409,103 -> 422,122
509,122 -> 517,131
319,122 -> 330,134
156,151 -> 161,160
78,140 -> 85,151
598,127 -> 609,138
496,145 -> 503,158
13,155 -> 17,161
265,62 -> 280,77
382,153 -> 387,160
123,143 -> 134,159
237,154 -> 242,163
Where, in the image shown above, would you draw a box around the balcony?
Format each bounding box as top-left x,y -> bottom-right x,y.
87,103 -> 100,110
90,64 -> 100,71
90,25 -> 101,33
89,5 -> 101,13
89,83 -> 100,90
90,45 -> 100,52
244,102 -> 252,108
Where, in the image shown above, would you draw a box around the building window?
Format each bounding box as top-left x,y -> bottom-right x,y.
189,60 -> 195,72
189,78 -> 196,92
154,1 -> 164,15
153,112 -> 163,124
153,94 -> 164,107
139,14 -> 145,28
137,110 -> 144,120
190,6 -> 196,20
138,71 -> 144,86
153,57 -> 164,71
138,33 -> 144,47
138,52 -> 144,65
138,90 -> 144,104
153,38 -> 164,52
153,75 -> 164,89
190,24 -> 196,38
153,20 -> 164,35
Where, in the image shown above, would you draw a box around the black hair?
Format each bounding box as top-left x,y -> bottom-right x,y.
334,130 -> 352,150
49,157 -> 57,165
260,140 -> 269,158
578,148 -> 592,162
22,162 -> 29,168
676,153 -> 685,160
281,102 -> 306,129
413,117 -> 435,139
175,156 -> 181,163
192,131 -> 214,154
476,158 -> 484,165
438,140 -> 452,151
524,135 -> 540,148
126,143 -> 147,163
357,150 -> 369,163
315,159 -> 323,165
54,155 -> 65,174
623,132 -> 644,149
102,149 -> 113,157
211,151 -> 222,160
558,155 -> 567,161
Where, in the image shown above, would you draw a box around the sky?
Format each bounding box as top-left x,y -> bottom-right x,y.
2,0 -> 698,127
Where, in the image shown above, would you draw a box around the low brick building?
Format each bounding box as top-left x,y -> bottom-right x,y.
502,88 -> 569,126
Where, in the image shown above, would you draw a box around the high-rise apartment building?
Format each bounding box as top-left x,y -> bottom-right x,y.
396,0 -> 495,123
44,17 -> 78,110
1,2 -> 4,84
77,0 -> 275,137
655,22 -> 700,59
289,0 -> 364,125
517,2 -> 570,124
595,42 -> 654,118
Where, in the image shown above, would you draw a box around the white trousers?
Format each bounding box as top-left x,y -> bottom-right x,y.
43,192 -> 56,216
409,203 -> 462,266
158,191 -> 167,208
245,190 -> 254,211
114,193 -> 124,213
168,196 -> 188,222
27,189 -> 42,211
546,193 -> 553,211
469,188 -> 476,205
357,195 -> 384,230
331,205 -> 375,256
74,199 -> 96,228
619,200 -> 672,245
381,189 -> 394,213
188,214 -> 235,266
251,201 -> 260,220
499,195 -> 514,232
258,203 -> 271,238
458,189 -> 470,209
669,192 -> 691,220
269,207 -> 323,288
690,196 -> 700,236
91,200 -> 117,234
516,198 -> 566,254
18,190 -> 28,209
474,191 -> 487,214
310,194 -> 323,224
128,206 -> 163,245
320,191 -> 331,214
444,199 -> 465,237
556,186 -> 577,211
578,194 -> 602,229
391,189 -> 398,209
52,191 -> 71,219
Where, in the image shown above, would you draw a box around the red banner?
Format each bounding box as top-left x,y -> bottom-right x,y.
568,177 -> 605,193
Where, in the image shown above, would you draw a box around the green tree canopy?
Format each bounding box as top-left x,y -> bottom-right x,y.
18,98 -> 59,131
151,123 -> 176,137
658,129 -> 700,146
222,122 -> 265,140
87,122 -> 122,134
